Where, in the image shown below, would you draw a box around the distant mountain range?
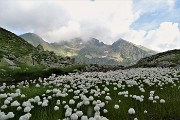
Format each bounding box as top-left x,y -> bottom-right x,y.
20,33 -> 157,65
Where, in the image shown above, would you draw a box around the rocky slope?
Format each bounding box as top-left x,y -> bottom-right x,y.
135,49 -> 180,68
20,33 -> 157,65
0,28 -> 74,68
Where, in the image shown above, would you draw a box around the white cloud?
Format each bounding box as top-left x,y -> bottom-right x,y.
35,0 -> 136,44
44,21 -> 81,42
0,0 -> 179,52
121,22 -> 180,52
121,29 -> 146,45
144,22 -> 180,51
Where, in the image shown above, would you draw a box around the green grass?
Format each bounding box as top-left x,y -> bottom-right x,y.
0,67 -> 180,120
0,78 -> 180,120
0,64 -> 85,82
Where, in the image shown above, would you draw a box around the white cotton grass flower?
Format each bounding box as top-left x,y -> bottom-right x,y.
154,96 -> 159,100
42,101 -> 48,107
101,117 -> 109,120
89,117 -> 96,120
7,112 -> 15,119
1,112 -> 15,119
62,101 -> 66,104
81,115 -> 88,120
1,105 -> 7,109
22,101 -> 31,107
11,100 -> 20,107
114,105 -> 119,109
38,101 -> 42,105
46,90 -> 51,94
64,105 -> 69,109
16,89 -> 21,94
103,109 -> 108,113
144,110 -> 147,114
19,113 -> 32,120
7,97 -> 13,101
128,108 -> 135,114
160,99 -> 166,103
150,91 -> 155,94
4,99 -> 10,105
17,106 -> 22,111
94,105 -> 100,111
35,84 -> 40,87
69,99 -> 75,105
54,106 -> 59,111
134,118 -> 138,120
24,106 -> 31,113
34,96 -> 41,103
65,110 -> 72,117
114,87 -> 117,90
56,100 -> 61,105
21,94 -> 26,98
0,93 -> 7,99
70,113 -> 78,120
148,96 -> 153,101
105,96 -> 112,101
94,115 -> 101,120
88,96 -> 94,101
47,96 -> 52,100
76,111 -> 83,117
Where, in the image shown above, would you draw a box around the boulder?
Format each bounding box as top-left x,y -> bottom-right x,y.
0,58 -> 16,66
16,55 -> 37,66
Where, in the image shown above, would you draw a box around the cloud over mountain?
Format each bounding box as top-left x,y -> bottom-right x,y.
0,0 -> 179,51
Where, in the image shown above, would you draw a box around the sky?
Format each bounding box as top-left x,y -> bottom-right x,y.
0,0 -> 180,52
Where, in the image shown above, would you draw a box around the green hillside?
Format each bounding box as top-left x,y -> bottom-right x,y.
0,28 -> 36,59
135,49 -> 180,67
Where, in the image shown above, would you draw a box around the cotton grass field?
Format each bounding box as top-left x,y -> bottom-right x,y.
0,68 -> 180,120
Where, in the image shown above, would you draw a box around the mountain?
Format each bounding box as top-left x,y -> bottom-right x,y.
110,39 -> 153,65
0,27 -> 36,59
135,49 -> 180,68
19,33 -> 47,47
0,28 -> 74,68
136,45 -> 158,55
19,33 -> 55,51
20,33 -> 157,65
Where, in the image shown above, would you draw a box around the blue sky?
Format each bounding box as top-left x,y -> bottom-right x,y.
0,0 -> 180,52
132,0 -> 180,30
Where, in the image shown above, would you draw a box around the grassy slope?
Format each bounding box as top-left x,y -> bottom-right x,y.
135,49 -> 180,67
0,27 -> 36,59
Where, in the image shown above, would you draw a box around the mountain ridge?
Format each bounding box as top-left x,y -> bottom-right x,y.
134,49 -> 180,68
0,27 -> 36,59
20,33 -> 157,65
